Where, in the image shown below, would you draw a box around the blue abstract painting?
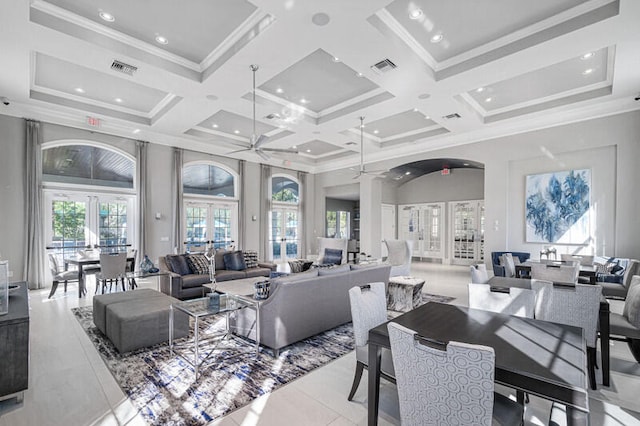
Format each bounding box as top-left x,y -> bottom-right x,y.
525,169 -> 590,243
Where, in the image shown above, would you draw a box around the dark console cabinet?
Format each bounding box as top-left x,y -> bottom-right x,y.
0,281 -> 29,402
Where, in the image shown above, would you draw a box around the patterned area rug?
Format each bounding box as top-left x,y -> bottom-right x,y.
71,292 -> 454,425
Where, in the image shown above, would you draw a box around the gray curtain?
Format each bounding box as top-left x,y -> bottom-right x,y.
136,141 -> 148,263
260,164 -> 272,259
24,119 -> 45,289
171,148 -> 184,254
297,170 -> 307,258
238,160 -> 246,250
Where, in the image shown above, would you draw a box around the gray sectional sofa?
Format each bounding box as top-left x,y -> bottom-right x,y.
224,263 -> 392,356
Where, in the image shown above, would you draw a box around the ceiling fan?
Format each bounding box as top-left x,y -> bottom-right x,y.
352,116 -> 386,179
227,64 -> 298,161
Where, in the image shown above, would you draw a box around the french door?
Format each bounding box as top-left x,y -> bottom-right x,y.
184,201 -> 238,253
44,191 -> 135,260
449,200 -> 485,265
269,207 -> 299,262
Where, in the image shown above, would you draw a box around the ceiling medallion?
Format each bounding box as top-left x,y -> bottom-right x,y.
312,13 -> 330,26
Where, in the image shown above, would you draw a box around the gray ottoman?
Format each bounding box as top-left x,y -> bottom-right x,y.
93,289 -> 165,334
106,295 -> 190,353
387,276 -> 425,312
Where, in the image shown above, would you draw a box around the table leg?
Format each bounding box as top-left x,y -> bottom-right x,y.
169,306 -> 174,355
78,265 -> 85,298
194,316 -> 199,381
255,301 -> 260,354
600,301 -> 610,386
367,343 -> 382,426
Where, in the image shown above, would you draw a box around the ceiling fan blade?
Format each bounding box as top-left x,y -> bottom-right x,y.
256,149 -> 271,161
262,147 -> 298,154
227,147 -> 252,155
253,134 -> 269,150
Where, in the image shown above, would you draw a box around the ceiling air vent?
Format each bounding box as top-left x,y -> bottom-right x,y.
370,58 -> 397,75
442,113 -> 461,120
110,60 -> 138,76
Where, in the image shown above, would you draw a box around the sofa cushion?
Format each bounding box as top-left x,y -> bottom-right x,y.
323,248 -> 343,265
186,253 -> 210,275
181,274 -> 211,288
223,251 -> 247,271
318,264 -> 351,276
624,277 -> 640,329
214,249 -> 228,271
166,254 -> 190,276
243,250 -> 259,268
245,267 -> 272,278
350,263 -> 379,271
216,269 -> 247,282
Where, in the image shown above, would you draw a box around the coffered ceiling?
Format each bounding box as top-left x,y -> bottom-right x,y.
1,0 -> 638,174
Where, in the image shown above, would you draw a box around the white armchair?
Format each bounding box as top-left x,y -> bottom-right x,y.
384,239 -> 413,277
317,237 -> 349,265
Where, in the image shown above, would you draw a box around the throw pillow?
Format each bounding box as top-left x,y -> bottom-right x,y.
288,260 -> 305,273
611,263 -> 625,275
470,264 -> 489,284
501,253 -> 516,278
186,253 -> 210,275
166,254 -> 191,276
243,250 -> 259,268
323,248 -> 343,265
223,250 -> 247,271
624,276 -> 640,329
214,249 -> 228,271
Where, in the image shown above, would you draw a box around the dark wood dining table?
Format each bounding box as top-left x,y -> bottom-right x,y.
65,255 -> 135,298
516,260 -> 598,284
368,302 -> 590,426
488,275 -> 610,387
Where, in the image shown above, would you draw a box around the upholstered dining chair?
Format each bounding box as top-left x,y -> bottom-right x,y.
468,283 -> 535,318
96,252 -> 127,294
560,254 -> 594,265
531,262 -> 579,285
47,253 -> 79,298
470,264 -> 489,284
387,322 -> 524,426
531,280 -> 602,389
383,239 -> 412,277
607,275 -> 640,363
347,282 -> 395,401
316,237 -> 348,265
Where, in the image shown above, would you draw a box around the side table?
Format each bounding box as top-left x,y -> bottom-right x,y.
387,276 -> 425,312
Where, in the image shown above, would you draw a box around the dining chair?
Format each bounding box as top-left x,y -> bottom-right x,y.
126,248 -> 138,289
387,322 -> 524,426
531,280 -> 602,389
469,264 -> 489,284
347,282 -> 395,401
531,262 -> 579,285
47,253 -> 79,298
468,283 -> 535,318
96,252 -> 127,294
560,254 -> 594,265
383,239 -> 412,277
608,275 -> 640,363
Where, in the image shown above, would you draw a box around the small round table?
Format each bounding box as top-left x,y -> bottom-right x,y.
387,276 -> 425,312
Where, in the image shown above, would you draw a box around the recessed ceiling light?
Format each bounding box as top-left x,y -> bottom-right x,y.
99,11 -> 115,22
114,98 -> 123,103
332,56 -> 340,63
405,171 -> 411,175
234,130 -> 240,134
132,129 -> 141,134
292,145 -> 297,149
476,87 -> 485,93
582,68 -> 594,75
485,97 -> 493,103
373,130 -> 379,134
425,116 -> 431,120
581,52 -> 594,60
463,163 -> 469,166
306,149 -> 311,153
276,87 -> 283,94
413,108 -> 419,112
212,124 -> 219,128
75,87 -> 85,93
430,33 -> 444,43
300,98 -> 308,104
155,35 -> 168,45
311,12 -> 330,26
356,72 -> 364,78
409,9 -> 423,20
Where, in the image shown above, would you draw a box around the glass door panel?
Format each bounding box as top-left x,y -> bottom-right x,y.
50,199 -> 89,260
184,202 -> 237,253
185,206 -> 208,253
98,201 -> 128,251
270,208 -> 299,262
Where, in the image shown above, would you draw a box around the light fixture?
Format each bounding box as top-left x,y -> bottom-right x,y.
485,97 -> 493,103
99,11 -> 115,22
373,130 -> 379,134
276,87 -> 284,94
356,72 -> 364,78
155,35 -> 168,45
581,52 -> 594,60
405,171 -> 411,175
300,98 -> 308,104
212,124 -> 219,128
114,98 -> 123,103
413,108 -> 419,112
582,68 -> 594,75
430,33 -> 444,43
425,115 -> 431,120
332,56 -> 340,63
292,145 -> 297,149
463,163 -> 469,166
476,87 -> 485,93
409,9 -> 423,20
306,149 -> 311,153
132,129 -> 141,134
75,87 -> 85,93
234,130 -> 240,134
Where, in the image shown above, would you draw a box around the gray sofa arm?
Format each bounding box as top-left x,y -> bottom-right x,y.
258,262 -> 277,271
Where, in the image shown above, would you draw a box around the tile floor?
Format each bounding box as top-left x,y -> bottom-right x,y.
1,262 -> 639,425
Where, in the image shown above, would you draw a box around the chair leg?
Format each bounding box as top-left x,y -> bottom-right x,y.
588,346 -> 597,390
63,280 -> 68,292
121,277 -> 125,292
48,280 -> 59,298
348,361 -> 366,401
628,338 -> 640,363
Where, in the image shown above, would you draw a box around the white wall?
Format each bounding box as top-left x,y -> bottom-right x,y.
396,168 -> 484,204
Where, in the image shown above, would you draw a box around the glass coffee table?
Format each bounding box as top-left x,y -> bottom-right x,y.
169,293 -> 260,381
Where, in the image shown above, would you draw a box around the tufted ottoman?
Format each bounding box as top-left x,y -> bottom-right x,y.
387,276 -> 425,312
93,289 -> 190,353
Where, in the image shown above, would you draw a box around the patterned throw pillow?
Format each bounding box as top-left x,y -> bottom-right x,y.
243,250 -> 259,268
288,260 -> 305,273
186,253 -> 210,275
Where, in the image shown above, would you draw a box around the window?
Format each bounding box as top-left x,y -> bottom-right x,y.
269,174 -> 301,262
182,162 -> 238,253
326,211 -> 350,239
272,176 -> 299,203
